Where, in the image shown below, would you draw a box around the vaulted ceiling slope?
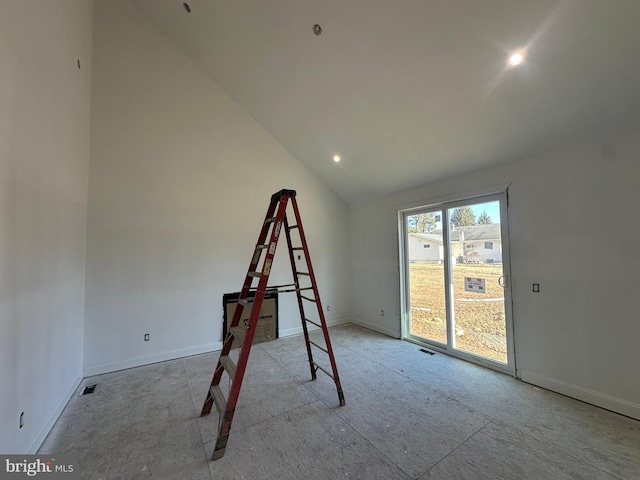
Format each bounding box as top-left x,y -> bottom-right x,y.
131,0 -> 640,204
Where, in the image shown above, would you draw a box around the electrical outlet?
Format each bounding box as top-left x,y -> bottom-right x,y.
381,309 -> 385,316
20,412 -> 24,429
532,283 -> 540,293
144,333 -> 150,341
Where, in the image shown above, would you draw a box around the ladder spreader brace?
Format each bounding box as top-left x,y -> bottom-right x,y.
200,189 -> 345,461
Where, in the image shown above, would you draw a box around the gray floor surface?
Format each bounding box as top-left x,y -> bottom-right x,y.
40,325 -> 640,479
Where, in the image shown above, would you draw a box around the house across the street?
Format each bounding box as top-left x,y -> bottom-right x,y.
409,224 -> 502,264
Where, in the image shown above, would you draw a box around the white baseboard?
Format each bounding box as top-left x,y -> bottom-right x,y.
29,374 -> 82,454
83,342 -> 223,377
520,370 -> 640,420
84,319 -> 352,376
279,317 -> 350,338
351,318 -> 400,339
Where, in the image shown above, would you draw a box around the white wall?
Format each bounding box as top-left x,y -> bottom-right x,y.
350,129 -> 640,419
84,0 -> 349,376
0,0 -> 92,453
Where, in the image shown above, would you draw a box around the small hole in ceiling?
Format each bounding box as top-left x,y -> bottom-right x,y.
77,59 -> 81,69
182,2 -> 191,13
313,24 -> 322,36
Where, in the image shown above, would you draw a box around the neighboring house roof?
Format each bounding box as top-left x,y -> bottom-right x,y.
432,224 -> 501,242
409,233 -> 443,244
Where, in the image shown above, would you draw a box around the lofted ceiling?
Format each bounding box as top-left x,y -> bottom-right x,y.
130,0 -> 640,204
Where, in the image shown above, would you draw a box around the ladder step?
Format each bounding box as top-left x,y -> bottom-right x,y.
287,225 -> 299,230
300,295 -> 317,302
229,326 -> 246,343
271,286 -> 313,293
312,361 -> 335,380
255,244 -> 268,250
219,355 -> 237,379
248,272 -> 261,278
210,385 -> 227,415
238,299 -> 254,307
297,272 -> 310,276
291,247 -> 304,251
304,318 -> 321,328
264,217 -> 276,224
309,340 -> 328,354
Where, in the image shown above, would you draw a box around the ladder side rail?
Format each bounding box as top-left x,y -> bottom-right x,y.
283,213 -> 317,380
201,198 -> 279,416
236,198 -> 280,304
290,197 -> 345,405
217,195 -> 291,443
226,196 -> 280,348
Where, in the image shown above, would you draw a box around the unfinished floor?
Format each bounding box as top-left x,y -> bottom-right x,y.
40,325 -> 639,479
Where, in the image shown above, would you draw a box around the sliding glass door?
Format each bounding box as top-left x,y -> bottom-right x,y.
402,193 -> 514,374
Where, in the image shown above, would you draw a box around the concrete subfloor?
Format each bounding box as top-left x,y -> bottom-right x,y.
40,325 -> 640,479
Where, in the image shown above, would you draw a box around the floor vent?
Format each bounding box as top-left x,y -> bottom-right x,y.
419,348 -> 435,356
80,384 -> 97,396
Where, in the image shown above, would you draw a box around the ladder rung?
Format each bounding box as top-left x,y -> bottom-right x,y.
312,361 -> 335,380
304,318 -> 321,328
238,299 -> 254,307
219,355 -> 237,379
291,247 -> 304,251
300,295 -> 317,302
210,385 -> 227,415
287,225 -> 299,230
297,272 -> 310,276
264,217 -> 276,224
309,340 -> 328,354
255,245 -> 268,250
229,326 -> 246,342
272,286 -> 313,293
248,272 -> 261,278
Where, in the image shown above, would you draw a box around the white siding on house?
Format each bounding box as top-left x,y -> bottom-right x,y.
408,234 -> 443,262
458,241 -> 502,263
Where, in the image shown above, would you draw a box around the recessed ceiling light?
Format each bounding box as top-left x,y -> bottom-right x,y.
508,50 -> 525,67
333,155 -> 341,162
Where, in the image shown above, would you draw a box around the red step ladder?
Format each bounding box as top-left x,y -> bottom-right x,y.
200,189 -> 345,460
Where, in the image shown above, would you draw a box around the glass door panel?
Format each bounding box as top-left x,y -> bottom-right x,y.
448,200 -> 507,363
406,211 -> 446,345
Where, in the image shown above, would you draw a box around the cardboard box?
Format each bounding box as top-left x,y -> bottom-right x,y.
222,291 -> 278,348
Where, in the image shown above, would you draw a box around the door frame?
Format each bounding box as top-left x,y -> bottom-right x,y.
398,186 -> 516,377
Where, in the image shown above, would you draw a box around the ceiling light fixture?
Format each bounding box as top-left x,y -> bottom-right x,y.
508,50 -> 525,67
333,155 -> 341,162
